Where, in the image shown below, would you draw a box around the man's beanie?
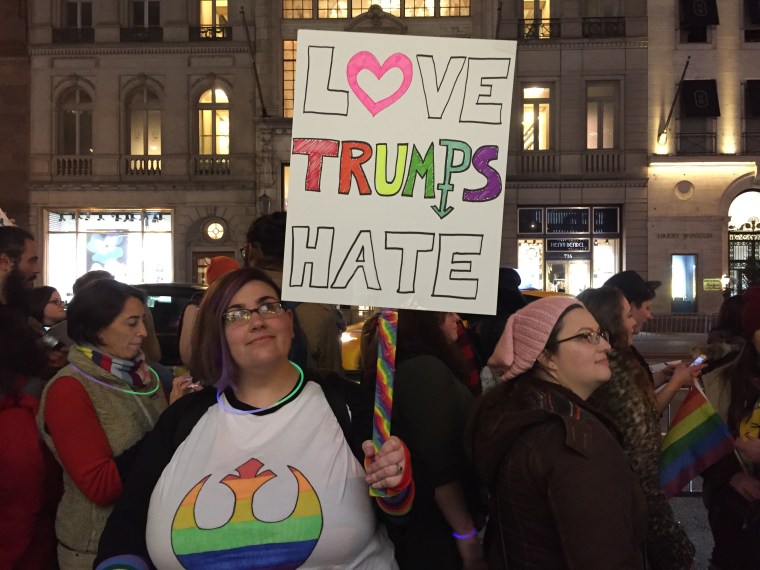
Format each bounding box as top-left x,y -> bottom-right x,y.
742,285 -> 760,339
604,270 -> 661,306
488,296 -> 582,380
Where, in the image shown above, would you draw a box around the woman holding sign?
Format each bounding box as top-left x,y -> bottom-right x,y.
95,268 -> 413,570
362,309 -> 485,570
470,297 -> 647,569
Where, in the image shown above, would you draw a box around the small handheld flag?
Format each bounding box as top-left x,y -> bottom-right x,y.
660,384 -> 735,498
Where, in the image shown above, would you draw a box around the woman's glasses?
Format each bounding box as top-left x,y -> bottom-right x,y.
47,299 -> 65,307
556,329 -> 609,346
223,302 -> 285,325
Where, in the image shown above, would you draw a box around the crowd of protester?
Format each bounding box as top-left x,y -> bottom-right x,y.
4,218 -> 760,569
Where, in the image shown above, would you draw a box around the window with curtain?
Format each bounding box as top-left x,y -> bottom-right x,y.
58,88 -> 93,155
586,81 -> 618,149
522,85 -> 552,151
197,88 -> 230,155
128,87 -> 161,156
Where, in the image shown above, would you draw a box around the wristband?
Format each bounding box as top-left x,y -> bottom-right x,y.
452,527 -> 477,540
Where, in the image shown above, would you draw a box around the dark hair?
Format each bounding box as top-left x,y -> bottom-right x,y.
27,286 -> 58,323
0,226 -> 34,262
245,212 -> 287,265
66,280 -> 145,347
72,270 -> 114,296
722,341 -> 760,433
360,309 -> 468,392
576,286 -> 628,351
604,270 -> 658,308
0,305 -> 44,397
712,295 -> 745,338
189,267 -> 284,390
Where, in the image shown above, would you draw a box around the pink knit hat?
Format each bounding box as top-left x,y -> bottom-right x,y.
488,296 -> 583,380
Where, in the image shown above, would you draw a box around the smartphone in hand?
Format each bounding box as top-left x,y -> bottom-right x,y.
689,354 -> 707,367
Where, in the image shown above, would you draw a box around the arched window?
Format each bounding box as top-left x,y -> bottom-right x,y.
728,190 -> 760,293
58,88 -> 93,155
197,88 -> 229,155
128,87 -> 161,156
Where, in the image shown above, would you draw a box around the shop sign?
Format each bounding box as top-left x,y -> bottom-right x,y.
546,238 -> 590,252
283,30 -> 517,314
703,278 -> 723,291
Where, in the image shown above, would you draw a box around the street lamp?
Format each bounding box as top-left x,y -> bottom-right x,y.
721,273 -> 731,298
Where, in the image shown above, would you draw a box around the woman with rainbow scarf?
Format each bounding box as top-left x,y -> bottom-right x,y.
37,279 -> 173,569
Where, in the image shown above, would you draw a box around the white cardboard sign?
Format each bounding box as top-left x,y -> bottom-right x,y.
283,30 -> 516,315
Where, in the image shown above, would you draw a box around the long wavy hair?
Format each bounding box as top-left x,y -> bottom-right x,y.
360,310 -> 467,392
576,286 -> 629,352
190,267 -> 284,390
723,340 -> 760,433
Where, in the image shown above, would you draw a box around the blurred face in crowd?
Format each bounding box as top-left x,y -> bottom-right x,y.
440,312 -> 460,344
97,297 -> 147,360
630,299 -> 653,334
44,290 -> 66,326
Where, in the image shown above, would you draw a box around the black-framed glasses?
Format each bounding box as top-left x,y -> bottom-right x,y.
223,302 -> 285,325
556,329 -> 609,346
47,299 -> 65,307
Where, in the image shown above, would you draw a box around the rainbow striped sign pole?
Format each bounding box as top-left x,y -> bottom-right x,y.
370,308 -> 398,498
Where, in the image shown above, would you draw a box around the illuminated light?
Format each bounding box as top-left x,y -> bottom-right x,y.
523,109 -> 534,126
657,131 -> 668,146
722,141 -> 737,155
650,161 -> 757,168
655,142 -> 669,155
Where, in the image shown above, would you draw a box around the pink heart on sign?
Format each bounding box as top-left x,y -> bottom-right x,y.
346,51 -> 413,116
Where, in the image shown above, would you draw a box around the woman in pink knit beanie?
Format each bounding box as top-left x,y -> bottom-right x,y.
470,296 -> 648,569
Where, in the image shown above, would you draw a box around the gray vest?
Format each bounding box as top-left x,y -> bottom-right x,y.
37,349 -> 167,555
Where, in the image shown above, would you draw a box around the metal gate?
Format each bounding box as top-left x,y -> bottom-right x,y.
728,216 -> 760,294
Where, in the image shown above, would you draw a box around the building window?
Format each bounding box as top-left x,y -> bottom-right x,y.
129,87 -> 161,156
132,0 -> 160,26
193,0 -> 230,39
205,221 -> 225,240
746,81 -> 760,153
678,79 -> 720,155
46,210 -> 173,298
522,85 -> 551,151
586,81 -> 618,150
58,88 -> 93,155
521,0 -> 556,39
746,0 -> 760,42
679,0 -> 718,44
197,88 -> 230,155
65,0 -> 92,28
282,164 -> 291,210
282,0 -> 469,19
283,40 -> 297,118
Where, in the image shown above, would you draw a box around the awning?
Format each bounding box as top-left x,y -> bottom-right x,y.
748,80 -> 760,116
680,0 -> 719,26
750,0 -> 760,25
681,80 -> 720,118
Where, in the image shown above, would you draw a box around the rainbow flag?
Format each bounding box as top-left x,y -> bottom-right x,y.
660,385 -> 735,498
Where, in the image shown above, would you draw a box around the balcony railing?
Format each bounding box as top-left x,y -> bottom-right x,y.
518,151 -> 559,174
584,150 -> 624,173
519,19 -> 561,40
189,26 -> 232,41
55,156 -> 92,177
52,27 -> 94,43
744,131 -> 760,154
125,156 -> 162,176
676,133 -> 717,155
193,155 -> 231,175
120,27 -> 163,42
582,17 -> 626,38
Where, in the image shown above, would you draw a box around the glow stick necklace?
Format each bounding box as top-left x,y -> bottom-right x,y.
216,361 -> 304,415
69,363 -> 160,396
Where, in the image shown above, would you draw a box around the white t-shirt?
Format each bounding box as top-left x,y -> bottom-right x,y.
146,382 -> 397,569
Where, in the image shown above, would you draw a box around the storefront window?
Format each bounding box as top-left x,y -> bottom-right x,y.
672,254 -> 697,313
517,206 -> 621,293
46,210 -> 173,299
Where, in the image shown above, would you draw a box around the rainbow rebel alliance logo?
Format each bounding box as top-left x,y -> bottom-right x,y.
171,458 -> 323,569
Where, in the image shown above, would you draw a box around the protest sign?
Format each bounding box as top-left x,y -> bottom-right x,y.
283,30 -> 517,314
